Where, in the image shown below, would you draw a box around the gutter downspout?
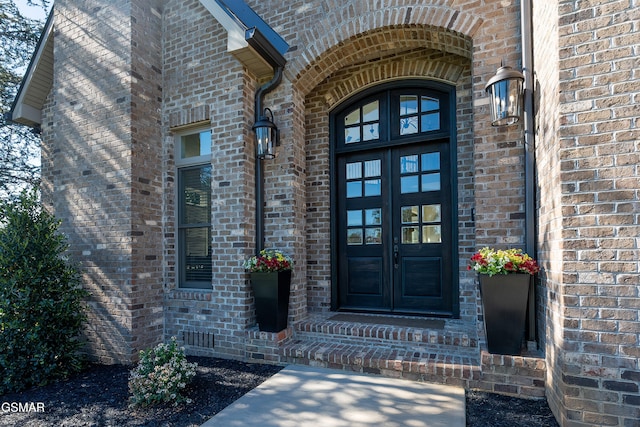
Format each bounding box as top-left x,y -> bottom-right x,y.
521,0 -> 537,347
255,66 -> 283,255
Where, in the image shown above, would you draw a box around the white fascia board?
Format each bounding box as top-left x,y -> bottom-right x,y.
11,13 -> 54,126
198,0 -> 248,52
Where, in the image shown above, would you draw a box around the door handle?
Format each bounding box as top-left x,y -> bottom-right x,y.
393,244 -> 399,268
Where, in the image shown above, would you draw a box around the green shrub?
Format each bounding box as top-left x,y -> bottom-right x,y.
128,337 -> 198,407
0,188 -> 88,394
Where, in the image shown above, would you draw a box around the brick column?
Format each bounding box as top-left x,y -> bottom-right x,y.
46,0 -> 163,364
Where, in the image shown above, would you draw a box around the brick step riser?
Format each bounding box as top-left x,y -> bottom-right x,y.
280,341 -> 479,388
294,330 -> 479,358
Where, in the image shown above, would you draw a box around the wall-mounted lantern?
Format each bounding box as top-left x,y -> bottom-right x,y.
253,107 -> 278,160
484,65 -> 525,127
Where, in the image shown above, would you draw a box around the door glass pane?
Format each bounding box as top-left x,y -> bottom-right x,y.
362,101 -> 379,122
345,127 -> 360,143
422,204 -> 441,222
421,96 -> 439,112
345,108 -> 360,125
364,160 -> 381,177
400,116 -> 418,135
346,181 -> 362,198
365,208 -> 382,225
347,210 -> 362,226
400,95 -> 418,115
421,152 -> 440,171
365,228 -> 382,245
346,162 -> 362,179
347,229 -> 363,245
402,226 -> 419,244
363,123 -> 379,141
422,225 -> 442,243
364,179 -> 381,196
401,206 -> 419,224
400,155 -> 419,174
401,176 -> 419,193
421,112 -> 440,131
421,173 -> 440,192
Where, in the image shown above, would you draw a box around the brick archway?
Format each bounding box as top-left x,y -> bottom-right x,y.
287,3 -> 480,95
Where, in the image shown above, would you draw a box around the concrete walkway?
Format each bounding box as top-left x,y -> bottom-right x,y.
201,365 -> 465,427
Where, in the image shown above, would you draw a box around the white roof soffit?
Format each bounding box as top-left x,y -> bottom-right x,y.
10,9 -> 54,127
198,0 -> 288,77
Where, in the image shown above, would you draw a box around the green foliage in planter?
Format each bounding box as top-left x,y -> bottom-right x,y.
128,337 -> 198,407
0,189 -> 88,394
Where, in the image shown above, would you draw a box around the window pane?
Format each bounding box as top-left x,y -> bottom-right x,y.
181,130 -> 211,159
346,181 -> 362,198
402,226 -> 419,244
400,155 -> 419,174
400,116 -> 418,135
422,204 -> 441,222
362,101 -> 379,122
363,123 -> 379,141
364,179 -> 381,196
365,228 -> 382,245
346,162 -> 362,179
421,96 -> 439,112
345,108 -> 360,126
184,227 -> 212,281
400,95 -> 418,115
364,160 -> 381,177
421,152 -> 440,171
421,112 -> 440,131
422,225 -> 442,243
347,210 -> 362,226
180,166 -> 212,225
401,176 -> 419,193
421,173 -> 441,192
365,208 -> 382,225
347,229 -> 363,245
401,206 -> 419,224
345,126 -> 360,143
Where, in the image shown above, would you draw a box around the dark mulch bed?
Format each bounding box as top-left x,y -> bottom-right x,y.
0,357 -> 558,426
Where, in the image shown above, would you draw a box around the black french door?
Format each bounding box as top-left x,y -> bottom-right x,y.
333,82 -> 456,316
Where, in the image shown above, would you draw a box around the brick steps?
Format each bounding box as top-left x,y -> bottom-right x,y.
277,313 -> 480,387
293,314 -> 479,358
271,313 -> 547,398
280,339 -> 480,387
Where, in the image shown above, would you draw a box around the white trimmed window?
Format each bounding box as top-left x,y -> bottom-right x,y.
176,128 -> 212,289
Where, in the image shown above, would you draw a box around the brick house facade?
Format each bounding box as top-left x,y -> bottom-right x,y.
10,1 -> 639,425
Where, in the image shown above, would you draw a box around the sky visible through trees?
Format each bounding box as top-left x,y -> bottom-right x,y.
1,0 -> 50,198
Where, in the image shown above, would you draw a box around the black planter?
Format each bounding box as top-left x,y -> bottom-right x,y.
250,270 -> 292,332
479,273 -> 530,355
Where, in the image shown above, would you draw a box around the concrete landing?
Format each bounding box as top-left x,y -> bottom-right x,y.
201,364 -> 465,427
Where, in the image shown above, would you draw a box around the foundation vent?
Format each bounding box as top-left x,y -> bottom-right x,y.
182,330 -> 215,349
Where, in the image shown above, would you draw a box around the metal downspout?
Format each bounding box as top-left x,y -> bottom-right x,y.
521,0 -> 537,347
255,66 -> 284,255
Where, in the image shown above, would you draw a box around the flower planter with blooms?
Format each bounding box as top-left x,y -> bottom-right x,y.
243,249 -> 293,273
244,249 -> 293,332
469,247 -> 540,355
468,247 -> 540,276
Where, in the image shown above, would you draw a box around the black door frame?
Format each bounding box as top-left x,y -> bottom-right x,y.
329,79 -> 459,317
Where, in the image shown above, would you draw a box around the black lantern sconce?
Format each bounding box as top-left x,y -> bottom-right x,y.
484,64 -> 525,127
253,107 -> 278,160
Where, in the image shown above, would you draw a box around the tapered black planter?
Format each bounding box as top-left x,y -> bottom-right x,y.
250,270 -> 291,332
479,273 -> 530,355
